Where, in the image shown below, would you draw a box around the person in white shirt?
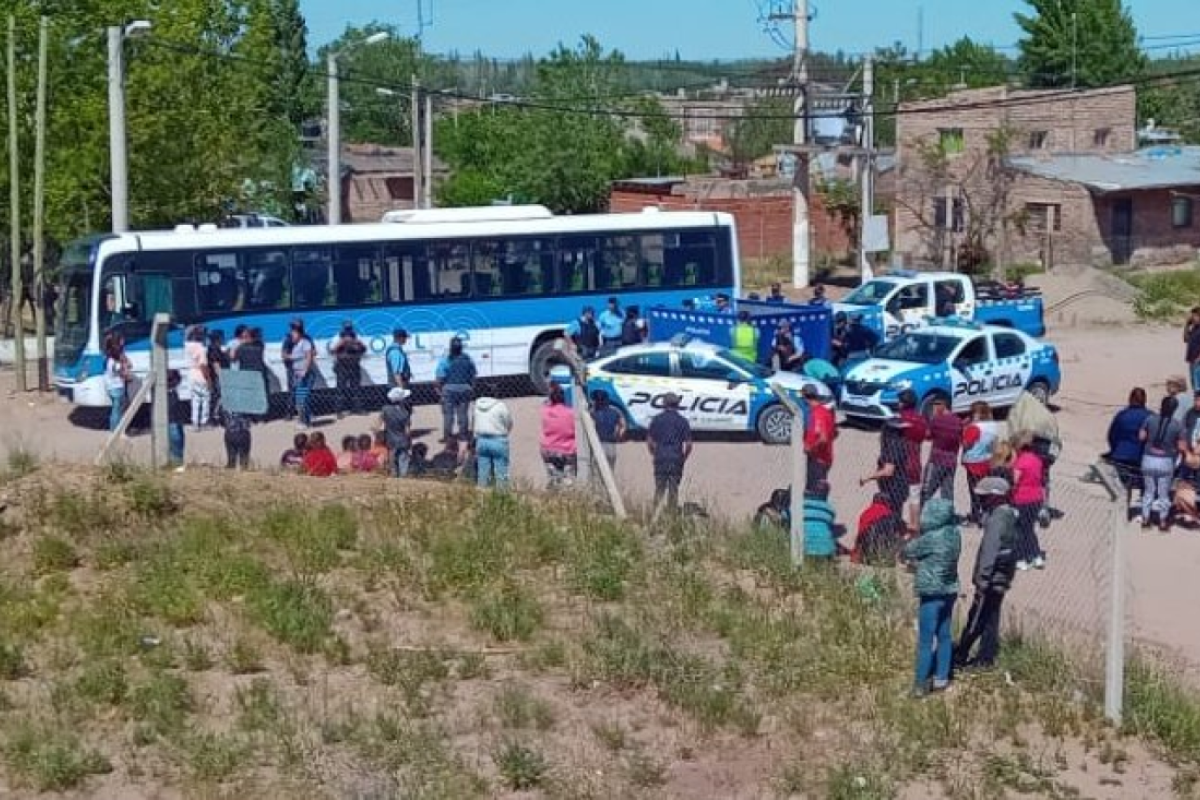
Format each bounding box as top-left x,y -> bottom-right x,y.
473,396 -> 514,489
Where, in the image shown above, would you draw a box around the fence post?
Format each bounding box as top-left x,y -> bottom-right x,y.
150,313 -> 170,469
1090,459 -> 1125,725
770,383 -> 807,566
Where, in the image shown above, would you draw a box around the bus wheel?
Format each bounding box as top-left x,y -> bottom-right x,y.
530,339 -> 571,395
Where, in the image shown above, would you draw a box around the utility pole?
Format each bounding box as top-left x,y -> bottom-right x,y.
107,26 -> 128,233
326,52 -> 342,224
423,91 -> 433,208
773,0 -> 811,289
411,78 -> 423,209
858,55 -> 875,284
33,17 -> 48,392
8,15 -> 25,392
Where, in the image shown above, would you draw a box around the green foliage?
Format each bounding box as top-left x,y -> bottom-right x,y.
469,580 -> 544,642
129,671 -> 194,738
1128,269 -> 1200,321
1015,0 -> 1144,88
726,96 -> 792,168
0,643 -> 29,680
74,661 -> 128,707
494,686 -> 555,731
245,579 -> 333,653
3,723 -> 112,792
1124,658 -> 1200,762
494,741 -> 550,790
316,25 -> 421,147
31,536 -> 80,575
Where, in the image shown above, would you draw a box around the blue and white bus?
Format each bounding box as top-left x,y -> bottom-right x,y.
53,207 -> 739,406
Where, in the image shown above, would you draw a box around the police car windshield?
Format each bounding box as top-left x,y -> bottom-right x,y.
718,349 -> 772,378
874,333 -> 962,365
842,279 -> 896,306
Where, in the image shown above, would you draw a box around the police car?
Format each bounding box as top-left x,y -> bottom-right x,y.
585,338 -> 834,445
839,320 -> 1061,420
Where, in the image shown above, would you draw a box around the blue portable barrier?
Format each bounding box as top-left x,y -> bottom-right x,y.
648,300 -> 833,364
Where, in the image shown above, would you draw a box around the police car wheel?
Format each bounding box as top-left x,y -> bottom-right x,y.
1027,380 -> 1051,405
757,404 -> 793,445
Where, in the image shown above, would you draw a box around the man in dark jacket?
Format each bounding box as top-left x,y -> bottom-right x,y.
954,476 -> 1019,671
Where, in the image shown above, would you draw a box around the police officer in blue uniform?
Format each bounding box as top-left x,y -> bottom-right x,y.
598,297 -> 624,357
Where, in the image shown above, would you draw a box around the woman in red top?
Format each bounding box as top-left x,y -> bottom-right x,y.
302,432 -> 339,477
1011,432 -> 1047,570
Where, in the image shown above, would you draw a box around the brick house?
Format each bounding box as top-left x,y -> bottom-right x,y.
609,177 -> 855,261
895,85 -> 1200,268
312,144 -> 448,223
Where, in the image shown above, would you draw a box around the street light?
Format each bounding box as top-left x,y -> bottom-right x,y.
107,19 -> 152,233
327,31 -> 390,225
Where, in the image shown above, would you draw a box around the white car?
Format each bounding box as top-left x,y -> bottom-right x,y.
840,320 -> 1061,420
585,339 -> 834,445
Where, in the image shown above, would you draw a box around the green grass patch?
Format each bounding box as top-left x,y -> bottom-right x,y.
494,740 -> 550,791
32,535 -> 80,575
494,685 -> 555,731
1129,269 -> 1200,321
245,579 -> 333,654
3,722 -> 112,792
469,580 -> 544,642
1125,657 -> 1200,762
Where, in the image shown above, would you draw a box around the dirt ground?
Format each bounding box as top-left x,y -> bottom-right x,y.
3,317 -> 1200,675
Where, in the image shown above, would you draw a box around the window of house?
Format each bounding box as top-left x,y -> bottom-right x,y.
1094,127 -> 1111,148
1173,196 -> 1194,229
1028,130 -> 1049,150
938,128 -> 965,155
1025,202 -> 1062,234
933,196 -> 965,232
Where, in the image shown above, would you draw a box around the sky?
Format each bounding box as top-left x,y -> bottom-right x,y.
299,0 -> 1199,62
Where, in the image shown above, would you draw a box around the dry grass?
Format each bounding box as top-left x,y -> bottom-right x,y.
0,461 -> 1193,797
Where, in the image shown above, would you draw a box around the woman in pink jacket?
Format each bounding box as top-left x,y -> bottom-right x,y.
540,384 -> 577,490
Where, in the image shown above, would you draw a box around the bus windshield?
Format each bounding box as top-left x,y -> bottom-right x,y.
842,279 -> 896,306
54,240 -> 96,367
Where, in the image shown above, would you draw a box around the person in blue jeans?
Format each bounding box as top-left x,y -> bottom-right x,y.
167,370 -> 187,468
902,497 -> 962,697
472,396 -> 514,489
436,337 -> 477,442
102,332 -> 130,432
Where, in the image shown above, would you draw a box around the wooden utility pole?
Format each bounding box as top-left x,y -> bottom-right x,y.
7,15 -> 26,391
33,17 -> 48,391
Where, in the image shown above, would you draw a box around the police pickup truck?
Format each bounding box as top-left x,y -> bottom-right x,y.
835,270 -> 1045,341
585,338 -> 834,445
839,320 -> 1061,420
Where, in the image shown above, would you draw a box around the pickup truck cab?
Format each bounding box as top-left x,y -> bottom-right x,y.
834,270 -> 1045,340
840,320 -> 1061,420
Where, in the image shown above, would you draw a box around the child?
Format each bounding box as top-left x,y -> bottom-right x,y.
167,370 -> 186,470
337,435 -> 358,473
368,430 -> 390,468
352,433 -> 380,472
301,431 -> 338,477
281,432 -> 307,469
224,411 -> 252,470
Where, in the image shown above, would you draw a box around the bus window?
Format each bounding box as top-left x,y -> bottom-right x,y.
664,230 -> 716,287
334,245 -> 383,306
500,239 -> 553,296
471,240 -> 504,297
382,245 -> 420,303
557,236 -> 596,293
195,252 -> 243,313
640,233 -> 666,287
425,242 -> 470,299
599,235 -> 640,289
292,247 -> 334,308
243,249 -> 290,310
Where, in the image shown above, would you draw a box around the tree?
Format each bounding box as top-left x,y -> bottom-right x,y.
725,97 -> 791,170
316,24 -> 422,147
1016,0 -> 1144,88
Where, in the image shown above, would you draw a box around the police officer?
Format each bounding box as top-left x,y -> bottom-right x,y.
385,328 -> 412,389
731,309 -> 760,364
621,306 -> 643,346
567,306 -> 601,361
844,313 -> 880,363
598,297 -> 624,356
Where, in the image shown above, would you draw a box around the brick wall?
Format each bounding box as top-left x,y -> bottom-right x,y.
610,189 -> 855,261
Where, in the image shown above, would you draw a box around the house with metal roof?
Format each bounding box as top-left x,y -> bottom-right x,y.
895,84 -> 1200,270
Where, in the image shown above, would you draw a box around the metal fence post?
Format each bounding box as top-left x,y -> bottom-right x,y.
1090,460 -> 1125,725
771,383 -> 807,566
151,313 -> 170,468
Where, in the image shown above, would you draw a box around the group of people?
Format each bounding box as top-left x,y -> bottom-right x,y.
566,296 -> 648,361
777,388 -> 1056,697
1105,374 -> 1200,530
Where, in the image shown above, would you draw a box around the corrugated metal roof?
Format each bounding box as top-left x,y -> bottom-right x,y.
1008,146 -> 1200,193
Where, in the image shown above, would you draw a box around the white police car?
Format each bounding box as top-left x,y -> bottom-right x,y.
840,321 -> 1061,420
585,338 -> 834,445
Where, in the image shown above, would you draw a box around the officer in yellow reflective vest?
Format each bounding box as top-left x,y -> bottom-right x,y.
731,310 -> 760,364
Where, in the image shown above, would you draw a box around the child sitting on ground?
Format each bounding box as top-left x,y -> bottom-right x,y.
337,435 -> 358,473
368,430 -> 389,469
280,432 -> 308,470
352,433 -> 380,472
